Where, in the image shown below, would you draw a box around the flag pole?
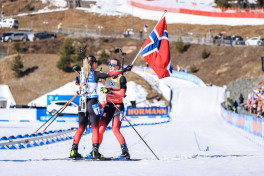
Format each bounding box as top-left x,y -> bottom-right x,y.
130,9 -> 168,66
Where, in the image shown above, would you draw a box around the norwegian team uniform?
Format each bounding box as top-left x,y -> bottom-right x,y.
99,74 -> 130,158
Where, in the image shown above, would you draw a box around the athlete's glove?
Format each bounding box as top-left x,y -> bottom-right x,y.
122,65 -> 133,72
100,87 -> 111,94
73,65 -> 81,72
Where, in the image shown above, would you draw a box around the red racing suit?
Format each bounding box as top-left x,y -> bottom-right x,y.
99,74 -> 127,145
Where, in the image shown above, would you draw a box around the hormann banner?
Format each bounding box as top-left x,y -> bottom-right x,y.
126,107 -> 168,116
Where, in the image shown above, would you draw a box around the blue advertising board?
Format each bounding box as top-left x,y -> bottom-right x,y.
47,95 -> 81,106
221,105 -> 263,139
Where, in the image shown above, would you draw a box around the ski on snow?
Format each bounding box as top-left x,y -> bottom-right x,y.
65,156 -> 141,161
0,156 -> 141,162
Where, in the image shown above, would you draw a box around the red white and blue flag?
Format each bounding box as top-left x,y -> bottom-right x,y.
141,17 -> 172,79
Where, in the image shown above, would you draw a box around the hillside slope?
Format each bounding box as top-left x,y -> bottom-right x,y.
1,37 -> 264,104
14,9 -> 264,39
3,36 -> 263,86
172,44 -> 264,86
0,52 -> 164,105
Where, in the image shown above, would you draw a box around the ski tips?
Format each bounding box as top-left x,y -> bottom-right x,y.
34,131 -> 38,134
43,130 -> 46,132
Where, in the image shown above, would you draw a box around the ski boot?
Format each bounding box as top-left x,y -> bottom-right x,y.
119,144 -> 130,159
70,143 -> 82,159
89,143 -> 104,159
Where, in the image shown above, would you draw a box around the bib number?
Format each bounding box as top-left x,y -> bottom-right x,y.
92,103 -> 100,115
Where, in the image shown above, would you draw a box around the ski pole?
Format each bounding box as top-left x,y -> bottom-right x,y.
43,93 -> 79,132
119,48 -> 126,69
107,98 -> 160,160
80,45 -> 87,65
42,102 -> 71,132
34,94 -> 78,133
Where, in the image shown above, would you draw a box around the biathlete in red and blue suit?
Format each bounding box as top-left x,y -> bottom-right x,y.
99,58 -> 130,159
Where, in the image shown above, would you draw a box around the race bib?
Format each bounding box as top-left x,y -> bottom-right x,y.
92,103 -> 100,115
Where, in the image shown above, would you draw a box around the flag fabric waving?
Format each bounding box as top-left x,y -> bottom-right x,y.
141,17 -> 172,79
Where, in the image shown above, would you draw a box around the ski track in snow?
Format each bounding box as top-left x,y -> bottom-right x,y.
1,77 -> 264,175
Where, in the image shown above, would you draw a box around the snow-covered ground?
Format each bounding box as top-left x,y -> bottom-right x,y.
78,0 -> 264,25
1,76 -> 264,175
15,0 -> 264,25
40,0 -> 67,8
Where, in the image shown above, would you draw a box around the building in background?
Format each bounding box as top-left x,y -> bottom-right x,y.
0,85 -> 16,109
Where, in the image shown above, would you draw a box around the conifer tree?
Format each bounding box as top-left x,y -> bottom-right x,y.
12,55 -> 24,77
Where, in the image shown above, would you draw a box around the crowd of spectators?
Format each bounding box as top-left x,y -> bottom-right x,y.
224,82 -> 264,118
225,85 -> 264,118
246,85 -> 264,118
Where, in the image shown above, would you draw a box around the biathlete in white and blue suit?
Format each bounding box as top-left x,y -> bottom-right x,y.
70,55 -> 133,159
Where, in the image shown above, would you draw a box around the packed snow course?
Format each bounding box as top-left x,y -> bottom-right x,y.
1,68 -> 264,176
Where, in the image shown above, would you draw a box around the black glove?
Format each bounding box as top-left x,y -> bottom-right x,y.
73,65 -> 81,72
122,65 -> 133,72
75,76 -> 80,85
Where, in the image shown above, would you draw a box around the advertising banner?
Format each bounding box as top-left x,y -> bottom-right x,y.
126,107 -> 168,117
47,95 -> 81,106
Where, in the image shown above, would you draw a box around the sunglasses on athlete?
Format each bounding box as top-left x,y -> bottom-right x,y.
108,63 -> 119,67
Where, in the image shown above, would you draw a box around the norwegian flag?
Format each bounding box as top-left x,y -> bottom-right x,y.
141,17 -> 172,79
